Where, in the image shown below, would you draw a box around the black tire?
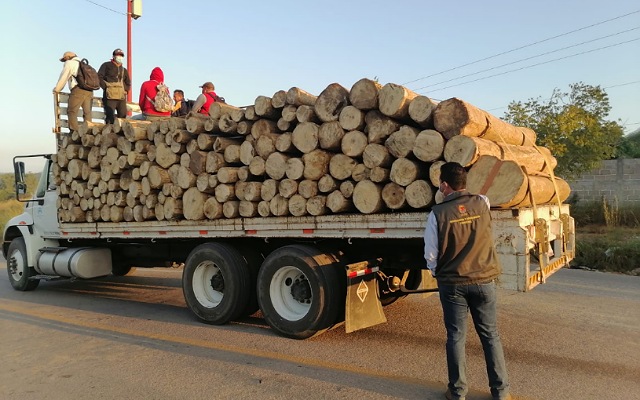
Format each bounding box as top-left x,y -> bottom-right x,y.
257,245 -> 341,339
6,237 -> 39,291
182,242 -> 251,325
112,265 -> 136,276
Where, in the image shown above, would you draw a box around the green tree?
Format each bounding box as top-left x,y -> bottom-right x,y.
503,82 -> 624,179
616,129 -> 640,158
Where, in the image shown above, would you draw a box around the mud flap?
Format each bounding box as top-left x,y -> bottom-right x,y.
345,261 -> 386,333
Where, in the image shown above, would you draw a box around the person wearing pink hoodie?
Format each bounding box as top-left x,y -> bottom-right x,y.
138,67 -> 171,120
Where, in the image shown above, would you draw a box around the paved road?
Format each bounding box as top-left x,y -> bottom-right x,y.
0,258 -> 638,400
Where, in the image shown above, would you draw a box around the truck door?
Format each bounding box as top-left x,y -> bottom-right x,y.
31,159 -> 61,239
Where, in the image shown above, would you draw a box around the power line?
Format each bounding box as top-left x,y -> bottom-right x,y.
83,0 -> 126,15
605,80 -> 640,89
401,9 -> 640,86
419,37 -> 640,94
412,26 -> 640,91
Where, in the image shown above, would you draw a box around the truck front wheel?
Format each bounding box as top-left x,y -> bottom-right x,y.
7,237 -> 39,291
183,243 -> 251,325
257,245 -> 340,339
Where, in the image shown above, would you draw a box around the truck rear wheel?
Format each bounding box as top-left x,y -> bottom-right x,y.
7,237 -> 39,291
257,245 -> 340,339
183,243 -> 251,325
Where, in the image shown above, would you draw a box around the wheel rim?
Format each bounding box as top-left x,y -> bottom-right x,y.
269,265 -> 312,321
8,248 -> 26,283
192,261 -> 224,308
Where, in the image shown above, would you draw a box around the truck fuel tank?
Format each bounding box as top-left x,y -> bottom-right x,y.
36,247 -> 112,279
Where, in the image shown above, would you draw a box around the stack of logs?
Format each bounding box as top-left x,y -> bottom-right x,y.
53,79 -> 571,223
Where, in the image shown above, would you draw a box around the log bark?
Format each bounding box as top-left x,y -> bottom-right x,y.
286,87 -> 317,106
413,129 -> 445,162
183,187 -> 207,220
189,150 -> 208,175
292,122 -> 319,153
341,130 -> 368,158
169,117 -> 186,132
385,125 -> 419,158
349,78 -> 382,110
353,180 -> 384,214
314,83 -> 349,123
433,98 -> 537,145
209,102 -> 242,120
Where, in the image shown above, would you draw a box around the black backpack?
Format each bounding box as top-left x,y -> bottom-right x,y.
76,58 -> 100,91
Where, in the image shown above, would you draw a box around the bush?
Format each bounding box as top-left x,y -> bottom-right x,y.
571,200 -> 640,228
573,235 -> 640,273
0,200 -> 25,236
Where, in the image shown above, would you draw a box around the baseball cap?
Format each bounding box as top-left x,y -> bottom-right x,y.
113,48 -> 125,56
199,82 -> 215,90
59,51 -> 77,62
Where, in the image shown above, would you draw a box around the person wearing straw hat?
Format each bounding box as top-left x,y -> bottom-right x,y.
53,51 -> 93,133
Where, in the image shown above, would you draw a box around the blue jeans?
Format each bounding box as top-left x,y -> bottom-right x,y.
438,281 -> 509,399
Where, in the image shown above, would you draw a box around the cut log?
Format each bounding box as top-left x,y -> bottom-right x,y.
281,105 -> 298,122
214,184 -> 236,203
429,160 -> 446,187
433,98 -> 537,145
408,95 -> 437,128
258,201 -> 271,217
155,143 -> 180,169
302,149 -> 331,181
385,125 -> 419,158
314,83 -> 349,123
235,182 -> 248,203
413,129 -> 445,162
271,90 -> 287,109
164,197 -> 183,220
405,180 -> 434,209
318,175 -> 338,193
239,201 -> 259,217
306,195 -> 328,216
349,78 -> 382,110
206,152 -> 226,173
285,157 -> 305,180
196,173 -> 217,193
390,158 -> 424,187
249,156 -> 266,177
381,182 -> 406,210
222,201 -> 240,219
288,194 -> 308,217
277,118 -> 293,132
339,180 -> 355,198
250,119 -> 279,140
244,106 -> 258,121
329,153 -> 357,181
217,167 -> 240,184
443,135 -> 557,172
275,132 -> 295,153
189,150 -> 208,175
269,194 -> 289,216
292,122 -> 319,153
261,179 -> 278,201
117,136 -> 132,155
255,133 -> 279,159
148,165 -> 171,189
365,110 -> 401,144
379,83 -> 418,120
169,117 -> 186,132
237,165 -> 250,182
123,120 -> 151,142
265,152 -> 290,180
370,166 -> 390,183
183,187 -> 207,220
298,180 -> 319,199
363,144 -> 393,168
209,102 -> 242,120
224,144 -> 241,164
338,105 -> 365,131
326,190 -> 353,213
286,87 -> 317,106
351,164 -> 370,182
340,130 -> 368,158
218,114 -> 237,134
239,141 -> 255,165
318,121 -> 345,151
203,198 -> 223,219
278,179 -> 298,199
236,121 -> 253,135
197,133 -> 216,150
254,95 -> 280,119
295,105 -> 319,123
186,114 -> 209,134
243,182 -> 263,202
353,180 -> 384,214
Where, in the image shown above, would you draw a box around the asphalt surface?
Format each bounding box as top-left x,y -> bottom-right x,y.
0,257 -> 638,400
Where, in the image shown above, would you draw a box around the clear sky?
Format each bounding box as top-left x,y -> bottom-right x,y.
0,0 -> 638,172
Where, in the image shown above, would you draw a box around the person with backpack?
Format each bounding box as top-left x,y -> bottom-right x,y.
53,51 -> 94,133
98,48 -> 131,124
138,67 -> 172,120
191,81 -> 222,115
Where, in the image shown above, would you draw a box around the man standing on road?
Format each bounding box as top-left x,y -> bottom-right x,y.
424,162 -> 511,400
53,51 -> 93,134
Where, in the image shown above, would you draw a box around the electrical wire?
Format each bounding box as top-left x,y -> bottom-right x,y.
83,0 -> 126,16
401,9 -> 640,86
419,37 -> 640,94
412,26 -> 640,91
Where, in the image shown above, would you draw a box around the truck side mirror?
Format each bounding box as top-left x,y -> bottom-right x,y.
14,161 -> 26,195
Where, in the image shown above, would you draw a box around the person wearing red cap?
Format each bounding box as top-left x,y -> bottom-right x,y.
98,48 -> 131,124
53,51 -> 93,133
138,67 -> 171,120
191,81 -> 219,115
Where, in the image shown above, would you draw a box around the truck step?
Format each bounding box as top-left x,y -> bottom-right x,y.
38,246 -> 69,253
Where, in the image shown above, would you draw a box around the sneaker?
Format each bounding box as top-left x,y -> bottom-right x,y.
445,389 -> 466,400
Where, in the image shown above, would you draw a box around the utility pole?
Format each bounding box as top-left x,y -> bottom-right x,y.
127,0 -> 142,102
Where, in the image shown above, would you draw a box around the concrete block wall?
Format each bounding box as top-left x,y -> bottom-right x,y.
569,159 -> 640,204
